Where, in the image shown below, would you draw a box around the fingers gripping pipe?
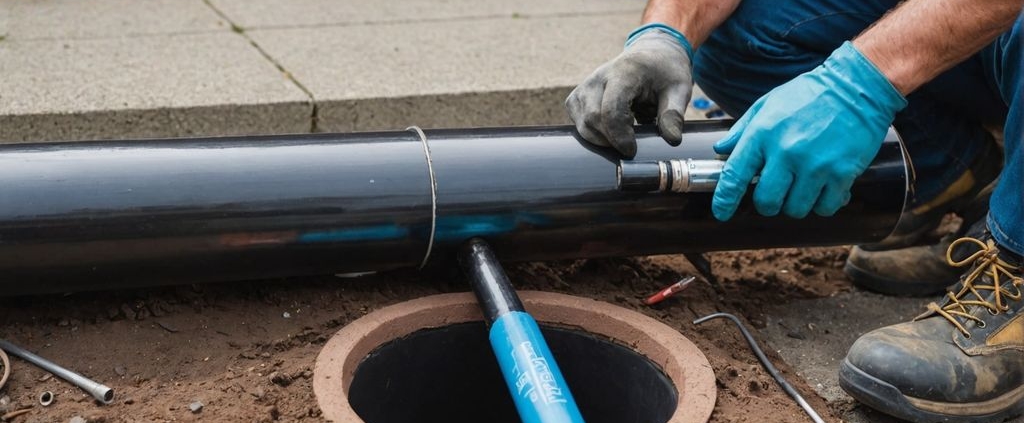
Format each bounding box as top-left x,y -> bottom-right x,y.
617,127 -> 904,195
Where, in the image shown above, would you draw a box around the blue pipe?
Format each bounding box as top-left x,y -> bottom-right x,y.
490,311 -> 585,423
459,238 -> 585,423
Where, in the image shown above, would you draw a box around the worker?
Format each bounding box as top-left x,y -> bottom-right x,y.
567,1 -> 1023,421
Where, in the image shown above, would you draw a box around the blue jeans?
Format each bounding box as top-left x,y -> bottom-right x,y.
693,1 -> 1023,256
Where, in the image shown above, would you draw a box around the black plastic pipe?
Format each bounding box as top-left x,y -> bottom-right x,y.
459,238 -> 525,326
0,122 -> 907,294
459,238 -> 585,422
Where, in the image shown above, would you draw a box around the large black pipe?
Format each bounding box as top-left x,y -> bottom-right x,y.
0,122 -> 907,294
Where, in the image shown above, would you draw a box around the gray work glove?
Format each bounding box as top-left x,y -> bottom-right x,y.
565,27 -> 693,158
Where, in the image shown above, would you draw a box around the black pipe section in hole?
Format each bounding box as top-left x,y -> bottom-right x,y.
458,237 -> 584,422
347,322 -> 678,423
459,238 -> 524,325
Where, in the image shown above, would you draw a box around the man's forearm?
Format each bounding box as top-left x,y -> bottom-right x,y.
854,0 -> 1023,95
641,0 -> 741,49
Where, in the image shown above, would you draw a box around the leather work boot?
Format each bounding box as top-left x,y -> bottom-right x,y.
840,232 -> 1024,423
845,139 -> 1002,296
846,209 -> 993,296
846,237 -> 965,296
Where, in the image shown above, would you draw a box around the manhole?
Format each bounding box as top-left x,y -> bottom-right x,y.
314,292 -> 715,423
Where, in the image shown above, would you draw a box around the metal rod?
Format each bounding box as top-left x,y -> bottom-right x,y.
619,158 -> 727,193
0,338 -> 114,404
693,313 -> 824,423
0,122 -> 907,294
459,238 -> 585,423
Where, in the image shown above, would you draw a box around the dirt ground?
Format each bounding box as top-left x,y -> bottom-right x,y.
0,246 -> 856,423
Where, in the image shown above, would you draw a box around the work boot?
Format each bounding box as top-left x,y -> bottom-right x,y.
840,231 -> 1024,423
846,237 -> 965,296
845,139 -> 1002,296
846,209 -> 992,296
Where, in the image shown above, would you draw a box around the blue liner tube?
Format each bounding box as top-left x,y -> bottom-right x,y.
490,311 -> 585,423
459,238 -> 585,423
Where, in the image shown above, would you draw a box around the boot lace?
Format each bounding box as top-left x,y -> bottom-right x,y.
926,237 -> 1024,337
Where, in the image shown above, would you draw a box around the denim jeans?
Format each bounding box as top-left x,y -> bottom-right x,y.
692,1 -> 1023,256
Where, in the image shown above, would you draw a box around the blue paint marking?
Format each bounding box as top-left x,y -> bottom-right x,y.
490,311 -> 585,423
297,225 -> 407,243
433,213 -> 553,241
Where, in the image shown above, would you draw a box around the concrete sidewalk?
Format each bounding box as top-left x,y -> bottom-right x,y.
0,0 -> 644,143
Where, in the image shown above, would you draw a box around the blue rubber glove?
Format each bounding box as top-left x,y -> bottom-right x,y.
712,41 -> 908,221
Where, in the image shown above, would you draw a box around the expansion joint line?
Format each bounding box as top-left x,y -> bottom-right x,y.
200,0 -> 320,132
408,126 -> 438,269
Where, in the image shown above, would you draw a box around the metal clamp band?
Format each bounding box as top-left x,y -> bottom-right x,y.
408,126 -> 437,269
657,161 -> 669,192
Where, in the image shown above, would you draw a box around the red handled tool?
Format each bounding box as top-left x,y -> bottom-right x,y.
644,275 -> 696,305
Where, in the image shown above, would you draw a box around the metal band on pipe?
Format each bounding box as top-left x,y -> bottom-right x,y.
408,125 -> 438,269
657,161 -> 669,193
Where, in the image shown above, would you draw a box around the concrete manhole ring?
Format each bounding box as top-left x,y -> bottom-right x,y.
314,291 -> 716,423
0,347 -> 8,392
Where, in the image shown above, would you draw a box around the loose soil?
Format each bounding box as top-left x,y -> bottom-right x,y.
0,247 -> 854,423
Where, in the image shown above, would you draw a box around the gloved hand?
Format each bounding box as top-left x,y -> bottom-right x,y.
565,23 -> 695,158
712,41 -> 907,221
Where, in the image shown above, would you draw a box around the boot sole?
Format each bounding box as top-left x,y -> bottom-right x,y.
843,260 -> 951,297
839,359 -> 1024,423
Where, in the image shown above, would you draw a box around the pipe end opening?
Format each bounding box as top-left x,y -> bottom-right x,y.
39,391 -> 53,406
98,388 -> 114,404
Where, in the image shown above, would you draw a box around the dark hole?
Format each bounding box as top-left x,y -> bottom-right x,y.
348,322 -> 678,423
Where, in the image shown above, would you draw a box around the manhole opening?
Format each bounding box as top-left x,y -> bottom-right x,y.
347,322 -> 678,423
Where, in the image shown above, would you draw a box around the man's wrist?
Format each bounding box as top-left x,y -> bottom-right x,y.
852,38 -> 918,95
826,41 -> 908,114
626,23 -> 695,60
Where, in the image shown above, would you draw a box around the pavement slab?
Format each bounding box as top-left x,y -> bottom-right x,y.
1,1 -> 646,140
0,32 -> 311,142
209,0 -> 643,29
248,13 -> 635,131
760,290 -> 927,422
0,4 -> 8,38
319,88 -> 574,132
3,0 -> 226,41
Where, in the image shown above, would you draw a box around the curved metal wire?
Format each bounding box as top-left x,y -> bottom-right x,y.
694,312 -> 825,423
